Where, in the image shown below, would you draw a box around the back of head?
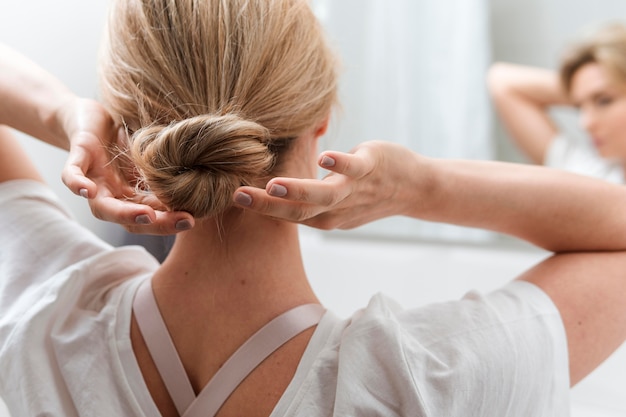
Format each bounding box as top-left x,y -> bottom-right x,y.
560,22 -> 626,93
99,0 -> 338,218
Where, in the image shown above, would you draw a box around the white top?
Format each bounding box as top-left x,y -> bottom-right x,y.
545,134 -> 624,184
0,180 -> 571,416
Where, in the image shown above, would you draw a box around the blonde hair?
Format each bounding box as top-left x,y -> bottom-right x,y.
99,0 -> 338,218
560,22 -> 626,93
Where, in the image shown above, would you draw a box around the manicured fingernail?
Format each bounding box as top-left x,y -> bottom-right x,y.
79,188 -> 89,198
175,219 -> 192,231
268,184 -> 287,197
320,156 -> 336,168
234,192 -> 252,206
135,214 -> 152,225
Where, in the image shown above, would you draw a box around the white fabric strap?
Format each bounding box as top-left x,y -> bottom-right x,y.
133,279 -> 196,415
132,278 -> 325,417
184,302 -> 325,417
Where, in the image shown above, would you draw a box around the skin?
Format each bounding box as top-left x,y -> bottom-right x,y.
570,62 -> 626,161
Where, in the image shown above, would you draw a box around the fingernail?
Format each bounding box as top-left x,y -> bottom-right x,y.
79,188 -> 89,199
320,156 -> 336,168
175,219 -> 192,231
135,214 -> 152,225
234,192 -> 252,207
268,184 -> 287,197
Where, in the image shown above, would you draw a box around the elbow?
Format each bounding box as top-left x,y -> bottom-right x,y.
487,62 -> 516,99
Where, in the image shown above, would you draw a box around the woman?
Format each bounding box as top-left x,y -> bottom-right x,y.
488,22 -> 626,183
3,1 -> 626,416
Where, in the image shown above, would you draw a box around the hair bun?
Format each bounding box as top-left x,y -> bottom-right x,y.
130,114 -> 274,217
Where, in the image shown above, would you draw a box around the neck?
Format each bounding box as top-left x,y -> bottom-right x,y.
152,208 -> 319,325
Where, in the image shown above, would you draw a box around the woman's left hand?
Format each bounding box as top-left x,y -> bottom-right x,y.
233,141 -> 416,230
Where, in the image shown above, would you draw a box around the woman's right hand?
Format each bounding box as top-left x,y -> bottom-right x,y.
233,141 -> 423,229
61,98 -> 195,234
235,138 -> 626,253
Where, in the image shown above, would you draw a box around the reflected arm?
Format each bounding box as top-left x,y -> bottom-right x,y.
488,62 -> 571,164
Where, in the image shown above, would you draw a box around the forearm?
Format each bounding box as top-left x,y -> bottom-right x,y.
414,156 -> 626,252
234,140 -> 626,249
0,43 -> 75,150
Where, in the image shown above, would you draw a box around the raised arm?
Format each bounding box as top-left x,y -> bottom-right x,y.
234,140 -> 626,253
234,140 -> 626,386
0,44 -> 76,149
488,62 -> 571,164
0,43 -> 194,234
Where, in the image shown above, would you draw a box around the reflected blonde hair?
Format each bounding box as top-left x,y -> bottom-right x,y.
560,22 -> 626,93
99,0 -> 338,218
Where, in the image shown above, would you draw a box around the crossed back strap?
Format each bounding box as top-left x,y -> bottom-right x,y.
132,279 -> 325,417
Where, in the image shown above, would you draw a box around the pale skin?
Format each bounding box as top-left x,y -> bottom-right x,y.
5,43 -> 626,415
488,61 -> 626,167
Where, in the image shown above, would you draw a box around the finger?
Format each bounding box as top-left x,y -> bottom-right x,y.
124,211 -> 195,235
318,147 -> 375,179
233,186 -> 321,222
233,185 -> 355,230
89,195 -> 195,235
62,146 -> 97,198
130,191 -> 171,211
262,174 -> 351,207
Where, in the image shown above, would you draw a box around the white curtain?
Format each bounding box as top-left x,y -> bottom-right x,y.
312,0 -> 494,242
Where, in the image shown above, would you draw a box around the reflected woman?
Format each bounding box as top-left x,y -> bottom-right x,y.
488,22 -> 626,183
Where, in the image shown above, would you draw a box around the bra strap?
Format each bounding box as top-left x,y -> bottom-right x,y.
132,278 -> 325,417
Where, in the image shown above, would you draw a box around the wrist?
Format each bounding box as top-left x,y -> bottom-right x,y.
401,152 -> 440,219
45,94 -> 77,151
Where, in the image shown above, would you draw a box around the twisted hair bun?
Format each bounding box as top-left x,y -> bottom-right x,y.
130,114 -> 274,218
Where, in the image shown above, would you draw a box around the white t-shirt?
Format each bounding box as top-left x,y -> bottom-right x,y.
0,180 -> 571,416
545,134 -> 624,184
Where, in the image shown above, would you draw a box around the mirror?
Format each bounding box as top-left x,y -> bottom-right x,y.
490,0 -> 626,164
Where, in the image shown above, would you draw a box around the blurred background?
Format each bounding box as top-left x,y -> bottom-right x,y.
3,0 -> 625,244
1,1 -> 626,416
